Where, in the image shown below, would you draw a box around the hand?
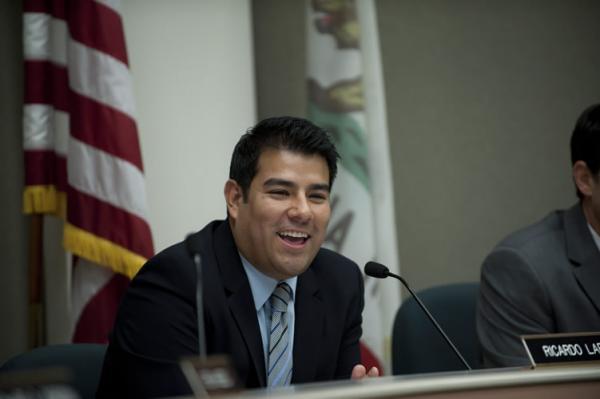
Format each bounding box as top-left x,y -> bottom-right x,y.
351,364 -> 379,379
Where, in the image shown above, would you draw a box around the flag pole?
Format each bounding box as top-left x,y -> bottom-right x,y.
27,214 -> 45,348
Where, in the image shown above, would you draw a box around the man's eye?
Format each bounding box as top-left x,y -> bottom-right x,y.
309,193 -> 328,202
269,190 -> 288,197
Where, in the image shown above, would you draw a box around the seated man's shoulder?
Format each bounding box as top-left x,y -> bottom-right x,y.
494,209 -> 565,256
309,247 -> 362,286
132,238 -> 193,289
482,208 -> 573,282
134,220 -> 224,283
314,247 -> 360,269
109,222 -> 226,361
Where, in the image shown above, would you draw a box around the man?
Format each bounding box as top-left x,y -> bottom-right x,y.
97,117 -> 377,397
477,103 -> 600,367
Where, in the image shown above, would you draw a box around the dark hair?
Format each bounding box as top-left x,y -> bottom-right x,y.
571,103 -> 600,199
229,116 -> 340,199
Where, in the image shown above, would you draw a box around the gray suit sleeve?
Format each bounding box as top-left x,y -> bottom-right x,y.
477,247 -> 554,367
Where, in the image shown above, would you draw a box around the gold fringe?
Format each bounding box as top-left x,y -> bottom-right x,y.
64,223 -> 147,279
24,186 -> 148,278
23,185 -> 66,218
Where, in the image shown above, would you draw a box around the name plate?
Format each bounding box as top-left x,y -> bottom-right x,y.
522,332 -> 600,367
179,354 -> 240,396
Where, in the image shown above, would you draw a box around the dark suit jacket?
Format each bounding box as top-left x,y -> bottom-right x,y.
96,220 -> 363,398
477,203 -> 600,367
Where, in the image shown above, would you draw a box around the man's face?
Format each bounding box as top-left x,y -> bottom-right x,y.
574,160 -> 600,235
226,148 -> 331,281
588,172 -> 600,235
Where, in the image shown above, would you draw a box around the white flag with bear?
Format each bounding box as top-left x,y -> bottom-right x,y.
306,0 -> 401,372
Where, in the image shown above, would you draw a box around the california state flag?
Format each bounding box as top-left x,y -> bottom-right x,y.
306,0 -> 401,373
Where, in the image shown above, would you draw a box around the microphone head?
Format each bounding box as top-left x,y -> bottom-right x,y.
364,262 -> 390,278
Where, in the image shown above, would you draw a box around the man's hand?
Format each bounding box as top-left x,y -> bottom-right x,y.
351,364 -> 379,379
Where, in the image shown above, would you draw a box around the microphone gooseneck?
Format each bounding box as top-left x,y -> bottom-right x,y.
364,261 -> 472,371
186,235 -> 207,360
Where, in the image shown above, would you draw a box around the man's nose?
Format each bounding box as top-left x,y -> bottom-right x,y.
288,196 -> 312,222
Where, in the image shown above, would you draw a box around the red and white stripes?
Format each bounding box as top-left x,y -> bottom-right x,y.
23,0 -> 154,342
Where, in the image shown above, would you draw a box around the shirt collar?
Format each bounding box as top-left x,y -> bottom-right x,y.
587,223 -> 600,253
239,253 -> 297,311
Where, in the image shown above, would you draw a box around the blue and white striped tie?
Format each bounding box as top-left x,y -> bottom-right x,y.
267,282 -> 293,386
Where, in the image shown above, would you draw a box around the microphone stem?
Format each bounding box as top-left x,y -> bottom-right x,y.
389,272 -> 472,371
193,253 -> 207,360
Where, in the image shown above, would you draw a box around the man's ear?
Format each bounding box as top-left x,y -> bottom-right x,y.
573,160 -> 594,198
224,179 -> 244,220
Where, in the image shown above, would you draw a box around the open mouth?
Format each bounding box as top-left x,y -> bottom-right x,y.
277,230 -> 310,246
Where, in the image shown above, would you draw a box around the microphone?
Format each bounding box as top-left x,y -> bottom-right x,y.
364,261 -> 472,371
185,234 -> 207,360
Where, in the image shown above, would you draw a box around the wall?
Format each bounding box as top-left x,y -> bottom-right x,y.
380,0 -> 600,290
253,0 -> 600,293
121,0 -> 256,252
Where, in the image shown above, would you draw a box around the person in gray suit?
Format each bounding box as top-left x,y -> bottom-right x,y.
477,103 -> 600,367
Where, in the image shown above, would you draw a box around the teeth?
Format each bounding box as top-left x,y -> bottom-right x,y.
279,231 -> 308,238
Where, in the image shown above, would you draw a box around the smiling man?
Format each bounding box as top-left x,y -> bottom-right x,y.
97,117 -> 375,398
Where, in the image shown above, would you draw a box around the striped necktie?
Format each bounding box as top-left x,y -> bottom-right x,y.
267,282 -> 293,386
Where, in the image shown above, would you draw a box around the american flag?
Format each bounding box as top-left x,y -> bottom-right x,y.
23,0 -> 153,343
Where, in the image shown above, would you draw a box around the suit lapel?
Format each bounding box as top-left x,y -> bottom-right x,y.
213,222 -> 266,387
292,267 -> 324,383
565,204 -> 600,313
